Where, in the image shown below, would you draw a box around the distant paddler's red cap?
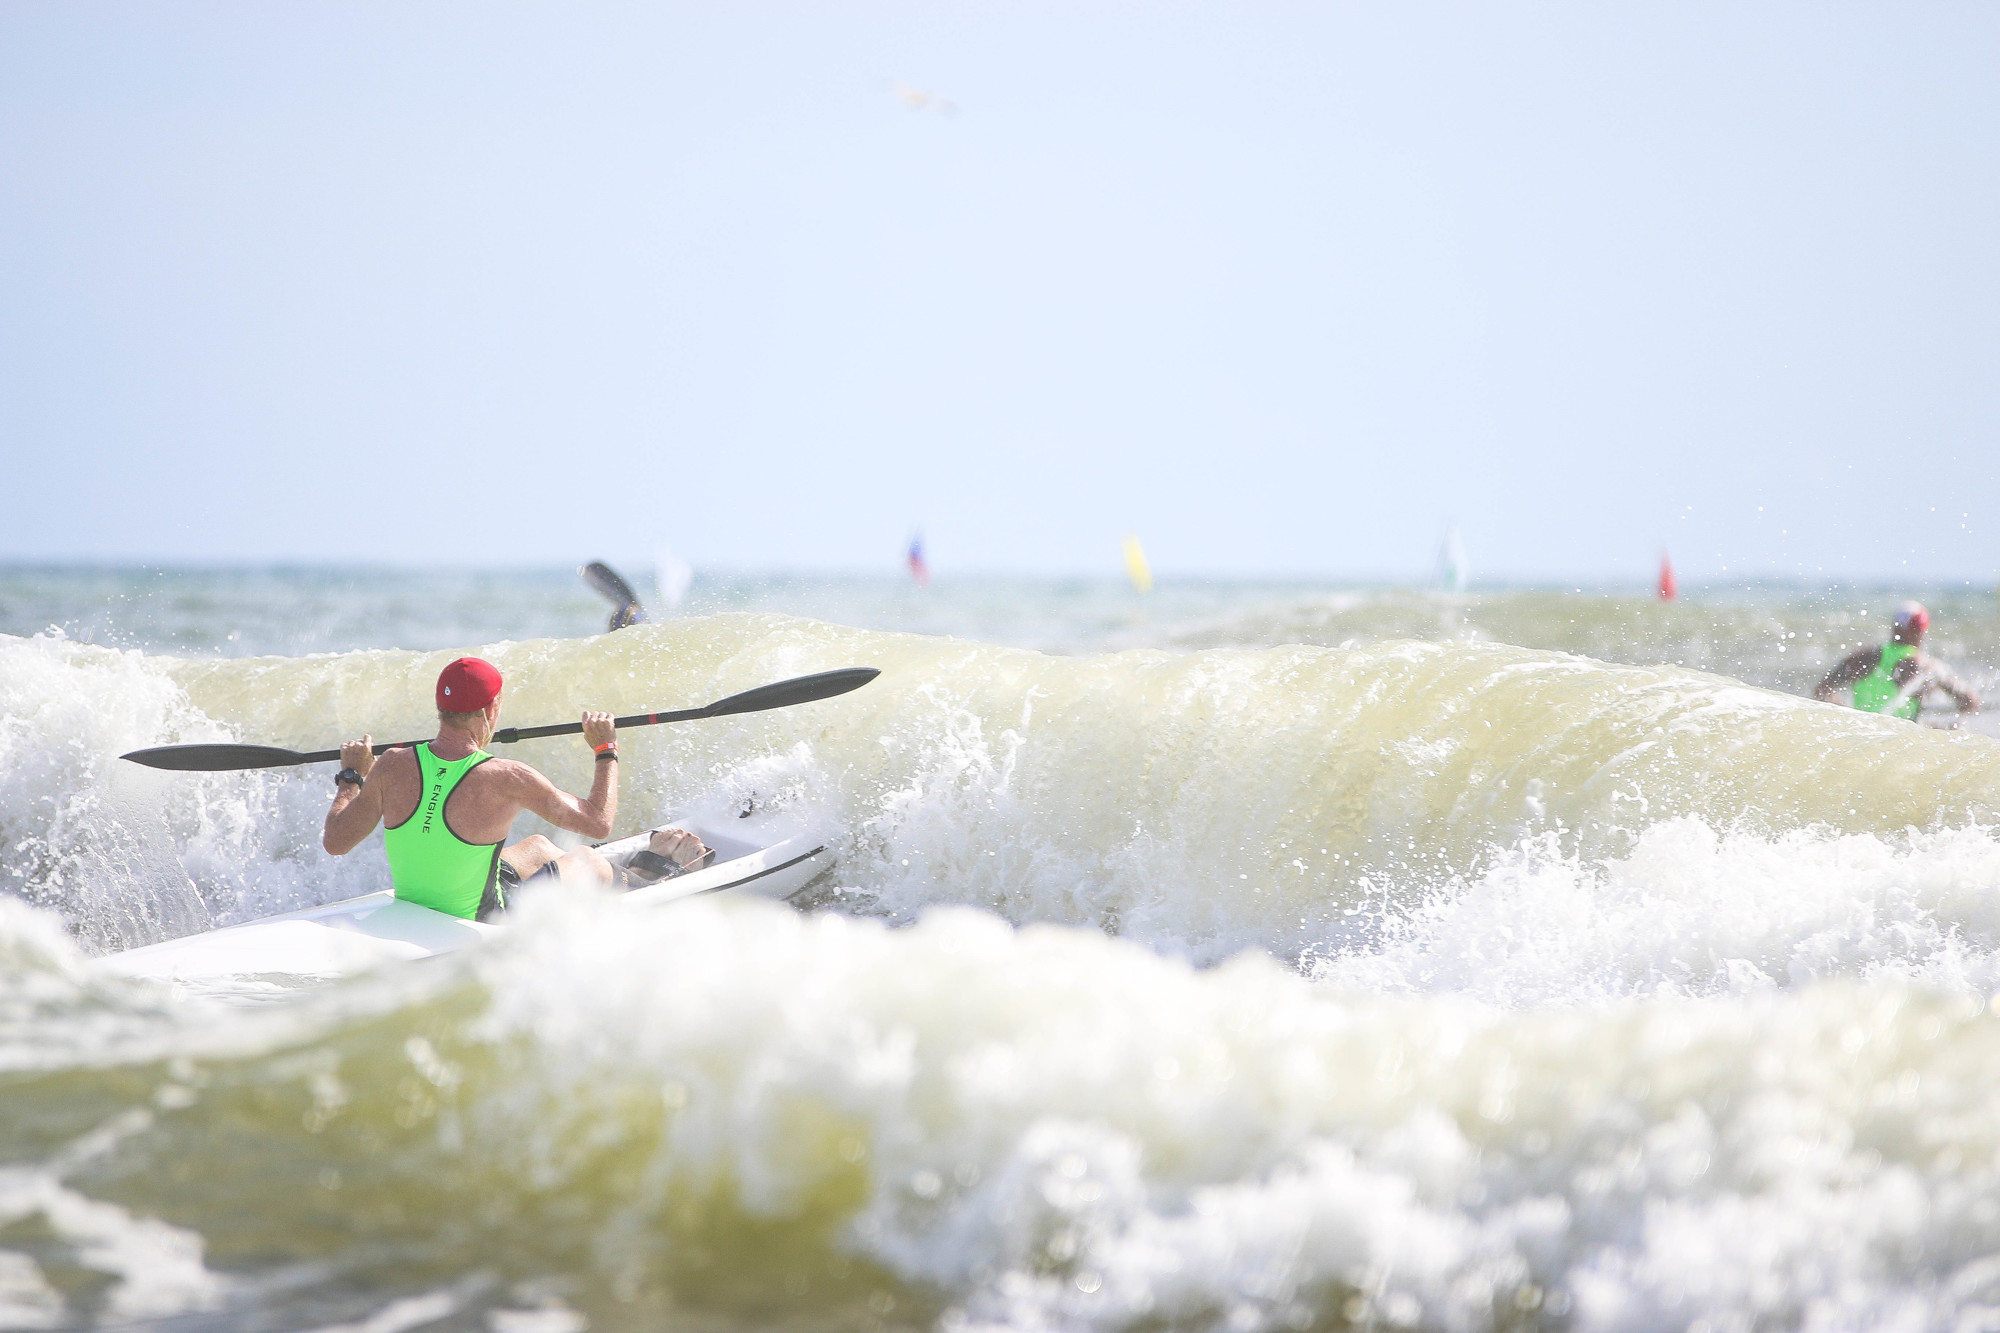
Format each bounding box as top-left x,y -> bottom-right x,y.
1893,601 -> 1930,637
437,657 -> 503,711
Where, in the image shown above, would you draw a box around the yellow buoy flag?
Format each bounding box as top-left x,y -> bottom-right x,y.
1122,534 -> 1153,594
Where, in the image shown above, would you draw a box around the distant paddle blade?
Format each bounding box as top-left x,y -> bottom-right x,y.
120,743 -> 313,772
701,667 -> 881,719
581,560 -> 640,608
582,560 -> 647,629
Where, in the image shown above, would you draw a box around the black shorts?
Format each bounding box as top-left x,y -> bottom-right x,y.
486,857 -> 560,921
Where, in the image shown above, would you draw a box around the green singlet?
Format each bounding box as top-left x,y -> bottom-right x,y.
383,744 -> 502,920
1852,643 -> 1922,720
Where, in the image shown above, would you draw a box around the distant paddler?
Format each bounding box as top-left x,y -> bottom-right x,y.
1813,601 -> 1981,721
321,657 -> 711,921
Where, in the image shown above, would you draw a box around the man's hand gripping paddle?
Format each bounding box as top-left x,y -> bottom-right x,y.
119,667 -> 881,772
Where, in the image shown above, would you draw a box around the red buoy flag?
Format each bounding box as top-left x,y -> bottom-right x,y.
1658,552 -> 1677,601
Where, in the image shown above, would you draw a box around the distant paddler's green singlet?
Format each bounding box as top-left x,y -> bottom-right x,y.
383,744 -> 502,920
1852,643 -> 1922,720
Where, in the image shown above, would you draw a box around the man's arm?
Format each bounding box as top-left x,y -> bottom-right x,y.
323,735 -> 384,854
1919,656 -> 1983,713
1814,647 -> 1877,702
502,711 -> 620,840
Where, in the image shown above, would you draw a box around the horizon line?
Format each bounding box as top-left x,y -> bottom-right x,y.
0,558 -> 1996,593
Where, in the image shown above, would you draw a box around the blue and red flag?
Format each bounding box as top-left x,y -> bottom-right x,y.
907,533 -> 931,586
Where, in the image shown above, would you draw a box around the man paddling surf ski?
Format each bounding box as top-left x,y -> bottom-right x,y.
321,656 -> 711,921
1813,600 -> 1981,721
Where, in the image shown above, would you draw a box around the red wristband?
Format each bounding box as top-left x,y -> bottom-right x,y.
594,741 -> 618,756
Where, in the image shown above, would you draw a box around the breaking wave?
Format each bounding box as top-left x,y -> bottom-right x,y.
5,611 -> 2000,1329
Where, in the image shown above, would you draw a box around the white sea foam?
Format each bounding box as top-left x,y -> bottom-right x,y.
0,841 -> 1995,1330
467,897 -> 2000,1332
0,1166 -> 221,1323
272,897 -> 2000,1330
1312,818 -> 2000,1004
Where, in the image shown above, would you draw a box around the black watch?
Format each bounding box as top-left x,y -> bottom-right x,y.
334,767 -> 365,789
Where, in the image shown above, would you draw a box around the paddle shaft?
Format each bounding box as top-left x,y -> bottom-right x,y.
120,667 -> 879,772
288,703 -> 726,764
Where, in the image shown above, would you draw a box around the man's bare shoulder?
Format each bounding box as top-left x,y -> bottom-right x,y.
1825,644 -> 1880,676
369,746 -> 420,778
470,756 -> 554,789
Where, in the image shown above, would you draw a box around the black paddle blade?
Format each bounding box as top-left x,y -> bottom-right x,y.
581,560 -> 640,606
119,742 -> 317,772
582,561 -> 647,630
701,667 -> 881,718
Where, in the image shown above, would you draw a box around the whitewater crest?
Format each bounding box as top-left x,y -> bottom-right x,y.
1,895 -> 1998,1331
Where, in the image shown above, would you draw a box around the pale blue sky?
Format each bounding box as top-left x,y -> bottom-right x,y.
2,3 -> 1996,581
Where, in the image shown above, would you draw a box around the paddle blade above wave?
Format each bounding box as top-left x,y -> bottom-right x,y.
696,667 -> 881,719
120,742 -> 331,772
581,560 -> 647,630
581,560 -> 641,607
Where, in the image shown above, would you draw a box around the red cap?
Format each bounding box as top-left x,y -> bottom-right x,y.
436,657 -> 503,711
1893,601 -> 1930,636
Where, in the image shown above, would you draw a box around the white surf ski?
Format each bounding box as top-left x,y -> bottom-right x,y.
99,814 -> 829,988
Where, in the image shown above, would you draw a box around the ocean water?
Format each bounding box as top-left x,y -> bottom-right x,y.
5,566 -> 2000,1332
